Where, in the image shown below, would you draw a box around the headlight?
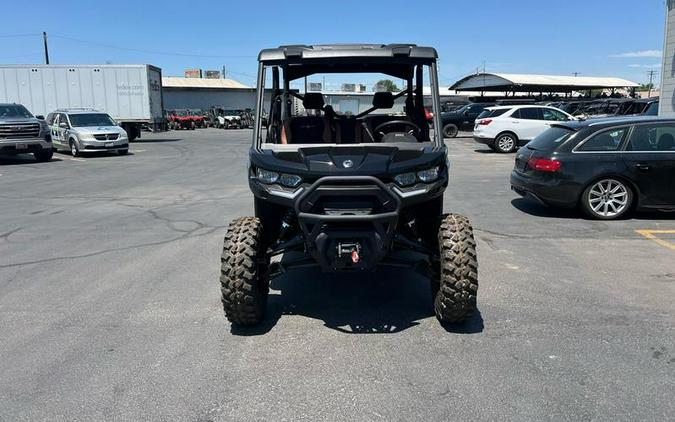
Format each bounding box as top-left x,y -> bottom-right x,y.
79,133 -> 95,140
417,166 -> 439,182
394,166 -> 440,187
256,168 -> 303,187
279,173 -> 302,188
256,168 -> 279,184
394,172 -> 416,186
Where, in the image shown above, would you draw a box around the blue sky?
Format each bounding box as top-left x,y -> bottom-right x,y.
0,0 -> 667,87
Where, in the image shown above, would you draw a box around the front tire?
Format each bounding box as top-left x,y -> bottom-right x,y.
70,140 -> 80,157
118,149 -> 129,156
33,148 -> 53,162
442,123 -> 459,138
220,217 -> 269,326
580,178 -> 633,220
494,132 -> 518,153
432,214 -> 478,324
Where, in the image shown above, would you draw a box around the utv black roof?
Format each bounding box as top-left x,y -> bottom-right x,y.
258,44 -> 438,81
258,44 -> 438,62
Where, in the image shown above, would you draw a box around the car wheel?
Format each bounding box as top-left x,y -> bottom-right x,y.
581,178 -> 633,220
494,133 -> 518,153
442,123 -> 459,138
118,149 -> 129,156
70,140 -> 80,157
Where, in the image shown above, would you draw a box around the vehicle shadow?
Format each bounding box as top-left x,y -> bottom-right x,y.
132,138 -> 182,143
0,156 -> 64,165
54,151 -> 135,159
511,198 -> 580,219
231,267 -> 484,336
512,197 -> 675,221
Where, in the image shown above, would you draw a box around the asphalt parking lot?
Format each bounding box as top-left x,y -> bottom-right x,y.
1,129 -> 673,421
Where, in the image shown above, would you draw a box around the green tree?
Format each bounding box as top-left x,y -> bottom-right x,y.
376,79 -> 399,92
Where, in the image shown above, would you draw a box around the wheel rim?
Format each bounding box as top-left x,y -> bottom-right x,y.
444,126 -> 457,137
71,143 -> 77,155
588,179 -> 629,217
498,135 -> 515,151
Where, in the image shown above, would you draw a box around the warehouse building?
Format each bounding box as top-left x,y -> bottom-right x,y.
161,76 -> 255,110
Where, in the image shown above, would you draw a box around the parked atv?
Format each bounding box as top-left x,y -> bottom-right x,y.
167,109 -> 195,130
219,44 -> 478,327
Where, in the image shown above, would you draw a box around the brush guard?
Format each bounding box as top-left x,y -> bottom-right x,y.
294,176 -> 401,272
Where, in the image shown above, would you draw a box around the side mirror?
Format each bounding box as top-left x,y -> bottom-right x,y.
59,122 -> 68,129
36,115 -> 45,120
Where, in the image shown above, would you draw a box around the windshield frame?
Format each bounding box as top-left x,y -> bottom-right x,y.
252,59 -> 443,150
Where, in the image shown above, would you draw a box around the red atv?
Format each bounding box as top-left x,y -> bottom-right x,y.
188,109 -> 207,128
167,109 -> 196,130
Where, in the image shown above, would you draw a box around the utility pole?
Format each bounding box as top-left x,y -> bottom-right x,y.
221,65 -> 226,79
42,32 -> 49,64
646,69 -> 658,97
572,72 -> 580,77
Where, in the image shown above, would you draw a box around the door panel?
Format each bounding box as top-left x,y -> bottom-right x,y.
623,123 -> 675,206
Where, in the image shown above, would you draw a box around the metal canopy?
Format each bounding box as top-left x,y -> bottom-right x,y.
450,73 -> 640,93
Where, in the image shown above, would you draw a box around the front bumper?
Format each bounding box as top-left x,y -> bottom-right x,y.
79,139 -> 129,152
0,137 -> 52,155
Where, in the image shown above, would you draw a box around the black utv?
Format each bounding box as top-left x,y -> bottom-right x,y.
220,44 -> 478,327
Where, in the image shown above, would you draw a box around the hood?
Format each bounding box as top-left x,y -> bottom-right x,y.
73,126 -> 125,135
251,145 -> 446,178
0,117 -> 41,124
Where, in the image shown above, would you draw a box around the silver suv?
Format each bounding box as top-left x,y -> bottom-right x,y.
46,109 -> 129,157
0,103 -> 53,162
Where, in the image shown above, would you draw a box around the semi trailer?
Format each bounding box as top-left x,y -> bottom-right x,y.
0,64 -> 165,141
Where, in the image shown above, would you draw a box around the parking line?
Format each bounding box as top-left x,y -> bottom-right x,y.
636,230 -> 675,251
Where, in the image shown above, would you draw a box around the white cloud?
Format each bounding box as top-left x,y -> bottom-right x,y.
628,63 -> 662,68
611,50 -> 662,58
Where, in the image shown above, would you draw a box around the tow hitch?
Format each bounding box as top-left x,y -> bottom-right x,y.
338,242 -> 361,266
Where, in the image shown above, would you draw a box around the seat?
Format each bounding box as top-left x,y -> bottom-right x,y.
283,93 -> 335,144
657,133 -> 675,151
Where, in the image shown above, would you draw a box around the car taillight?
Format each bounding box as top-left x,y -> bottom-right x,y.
478,119 -> 492,125
527,158 -> 561,172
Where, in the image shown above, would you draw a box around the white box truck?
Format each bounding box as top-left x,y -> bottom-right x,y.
0,64 -> 164,141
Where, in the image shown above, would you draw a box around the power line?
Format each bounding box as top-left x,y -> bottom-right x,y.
50,35 -> 256,59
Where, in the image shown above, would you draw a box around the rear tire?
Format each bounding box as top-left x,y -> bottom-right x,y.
494,132 -> 518,153
220,217 -> 269,326
442,123 -> 459,138
580,178 -> 633,220
432,213 -> 478,324
33,148 -> 53,162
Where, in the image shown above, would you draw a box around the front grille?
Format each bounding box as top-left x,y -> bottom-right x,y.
93,133 -> 119,141
0,123 -> 40,139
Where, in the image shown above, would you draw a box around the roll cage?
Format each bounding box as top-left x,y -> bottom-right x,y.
251,44 -> 444,149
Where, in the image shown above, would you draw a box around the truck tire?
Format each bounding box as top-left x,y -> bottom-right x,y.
432,213 -> 478,324
442,123 -> 459,138
33,148 -> 53,162
220,217 -> 269,326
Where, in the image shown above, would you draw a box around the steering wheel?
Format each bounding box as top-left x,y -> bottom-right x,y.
373,120 -> 421,141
